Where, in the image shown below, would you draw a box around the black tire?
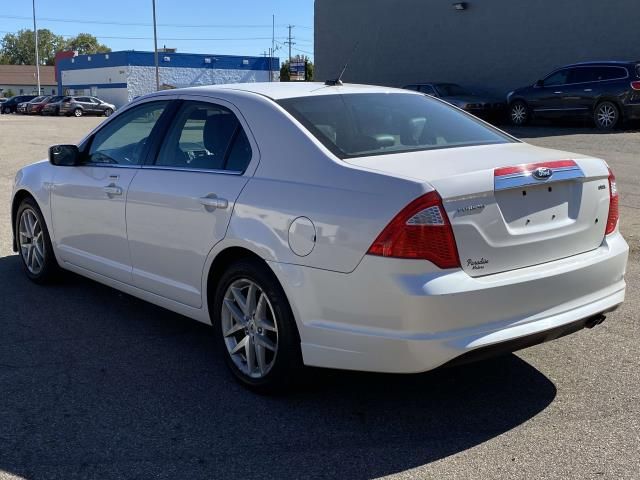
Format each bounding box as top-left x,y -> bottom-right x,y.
104,108 -> 113,117
594,101 -> 620,130
509,100 -> 530,126
2,106 -> 11,114
15,197 -> 59,284
212,258 -> 302,393
73,108 -> 83,117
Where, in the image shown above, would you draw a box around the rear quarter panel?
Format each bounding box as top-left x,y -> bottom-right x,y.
219,91 -> 428,273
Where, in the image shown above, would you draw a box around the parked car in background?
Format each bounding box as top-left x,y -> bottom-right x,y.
27,96 -> 63,115
10,83 -> 627,392
19,96 -> 49,114
42,96 -> 70,116
507,61 -> 640,129
1,95 -> 37,114
403,82 -> 505,119
58,96 -> 116,117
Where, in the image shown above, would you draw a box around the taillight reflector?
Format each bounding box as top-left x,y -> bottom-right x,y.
631,81 -> 640,91
605,167 -> 619,235
367,191 -> 460,269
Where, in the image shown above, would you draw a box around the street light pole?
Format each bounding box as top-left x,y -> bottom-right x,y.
152,0 -> 160,91
32,0 -> 41,95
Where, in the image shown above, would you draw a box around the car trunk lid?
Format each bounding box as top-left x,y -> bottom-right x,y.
346,143 -> 611,276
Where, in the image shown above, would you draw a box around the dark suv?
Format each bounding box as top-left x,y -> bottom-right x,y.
507,61 -> 640,129
1,95 -> 38,114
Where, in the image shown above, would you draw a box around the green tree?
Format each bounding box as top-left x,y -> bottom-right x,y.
3,88 -> 15,98
0,29 -> 66,65
65,33 -> 111,55
279,55 -> 314,82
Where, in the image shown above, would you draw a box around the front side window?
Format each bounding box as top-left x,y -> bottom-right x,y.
434,83 -> 470,96
543,69 -> 570,86
278,93 -> 513,159
155,101 -> 252,172
86,101 -> 169,165
418,85 -> 436,95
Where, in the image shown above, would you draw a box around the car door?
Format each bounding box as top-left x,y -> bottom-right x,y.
560,67 -> 599,115
125,97 -> 256,308
50,99 -> 171,283
90,97 -> 105,114
530,68 -> 571,116
76,97 -> 93,114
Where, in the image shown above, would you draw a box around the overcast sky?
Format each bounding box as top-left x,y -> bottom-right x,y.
0,0 -> 314,61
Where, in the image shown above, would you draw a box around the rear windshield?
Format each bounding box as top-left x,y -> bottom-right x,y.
278,93 -> 513,159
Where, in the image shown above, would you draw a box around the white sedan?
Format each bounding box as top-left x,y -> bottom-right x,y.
10,83 -> 628,392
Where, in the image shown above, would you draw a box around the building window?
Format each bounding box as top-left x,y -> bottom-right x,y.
19,89 -> 24,94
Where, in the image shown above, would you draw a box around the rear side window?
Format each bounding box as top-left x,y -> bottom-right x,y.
278,93 -> 513,159
593,67 -> 628,81
155,101 -> 252,172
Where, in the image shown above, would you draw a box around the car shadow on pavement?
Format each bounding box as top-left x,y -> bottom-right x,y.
0,254 -> 556,480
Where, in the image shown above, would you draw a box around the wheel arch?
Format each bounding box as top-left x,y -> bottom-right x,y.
204,244 -> 303,343
593,96 -> 625,115
11,189 -> 36,252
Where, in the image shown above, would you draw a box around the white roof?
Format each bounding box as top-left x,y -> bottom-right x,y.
174,82 -> 411,100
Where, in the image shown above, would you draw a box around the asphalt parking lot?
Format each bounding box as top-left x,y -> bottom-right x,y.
0,115 -> 638,480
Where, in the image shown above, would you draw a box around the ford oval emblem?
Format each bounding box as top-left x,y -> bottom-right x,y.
532,167 -> 553,180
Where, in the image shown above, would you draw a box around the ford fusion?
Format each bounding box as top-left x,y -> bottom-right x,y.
11,83 -> 628,392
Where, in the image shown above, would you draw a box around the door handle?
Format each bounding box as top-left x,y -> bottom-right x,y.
553,91 -> 563,94
199,195 -> 228,210
103,185 -> 123,196
584,88 -> 593,92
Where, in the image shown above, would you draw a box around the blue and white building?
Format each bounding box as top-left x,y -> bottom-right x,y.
56,50 -> 278,108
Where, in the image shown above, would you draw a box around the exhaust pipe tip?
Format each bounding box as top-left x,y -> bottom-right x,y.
585,314 -> 606,329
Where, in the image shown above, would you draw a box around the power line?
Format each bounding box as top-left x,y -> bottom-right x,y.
0,14 -> 312,30
0,30 -> 290,42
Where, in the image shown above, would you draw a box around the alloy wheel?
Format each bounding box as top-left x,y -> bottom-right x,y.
18,208 -> 45,275
596,103 -> 617,129
221,278 -> 279,379
511,103 -> 527,125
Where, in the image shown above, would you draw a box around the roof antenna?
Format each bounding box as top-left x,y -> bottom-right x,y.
325,42 -> 359,86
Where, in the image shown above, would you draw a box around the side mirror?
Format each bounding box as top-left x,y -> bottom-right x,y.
534,79 -> 544,87
49,144 -> 81,166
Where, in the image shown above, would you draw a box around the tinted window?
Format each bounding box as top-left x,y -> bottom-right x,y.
87,101 -> 169,165
569,68 -> 597,84
434,84 -> 471,96
77,97 -> 92,103
418,85 -> 436,95
278,93 -> 513,159
543,69 -> 570,86
155,101 -> 252,172
593,67 -> 627,81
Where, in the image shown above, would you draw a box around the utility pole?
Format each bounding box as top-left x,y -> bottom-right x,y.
271,14 -> 275,82
32,0 -> 40,95
285,25 -> 295,63
152,0 -> 160,91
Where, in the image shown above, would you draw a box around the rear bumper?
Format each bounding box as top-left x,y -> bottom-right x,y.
268,232 -> 628,373
623,103 -> 640,120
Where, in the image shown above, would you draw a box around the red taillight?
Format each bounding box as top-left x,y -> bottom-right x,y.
631,81 -> 640,91
605,168 -> 619,235
367,191 -> 460,269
